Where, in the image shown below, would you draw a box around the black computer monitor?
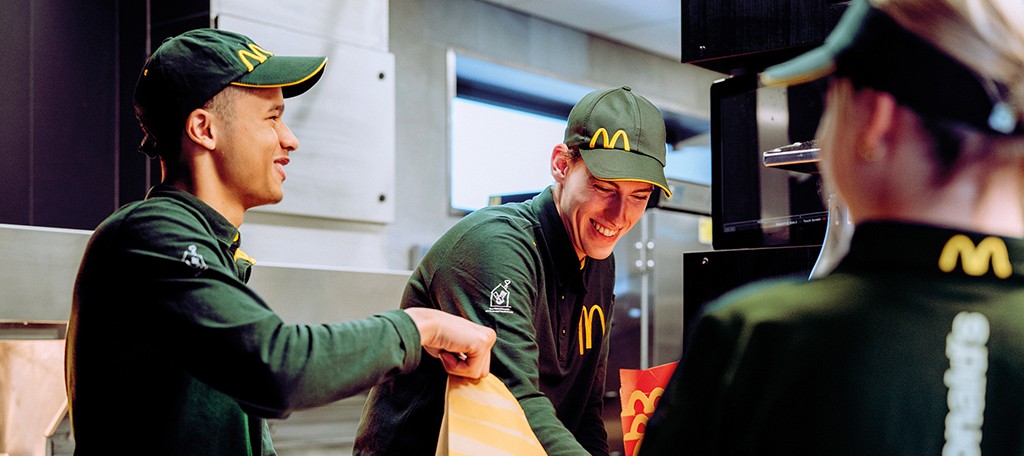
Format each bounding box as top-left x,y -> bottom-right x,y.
710,73 -> 829,250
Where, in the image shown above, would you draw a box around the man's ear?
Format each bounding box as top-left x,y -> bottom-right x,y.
184,108 -> 217,151
551,143 -> 571,182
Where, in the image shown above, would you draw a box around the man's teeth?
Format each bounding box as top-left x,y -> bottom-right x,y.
592,221 -> 617,237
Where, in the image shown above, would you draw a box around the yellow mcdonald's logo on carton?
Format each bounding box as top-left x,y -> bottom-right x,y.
622,388 -> 664,417
621,388 -> 665,442
590,128 -> 631,152
938,234 -> 1012,278
578,305 -> 606,355
237,43 -> 275,72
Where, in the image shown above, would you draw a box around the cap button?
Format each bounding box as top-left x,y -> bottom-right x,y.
622,86 -> 632,91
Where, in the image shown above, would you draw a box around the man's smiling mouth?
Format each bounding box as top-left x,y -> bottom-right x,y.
591,220 -> 618,238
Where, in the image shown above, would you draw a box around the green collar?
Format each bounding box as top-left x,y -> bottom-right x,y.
145,184 -> 242,255
839,221 -> 1024,281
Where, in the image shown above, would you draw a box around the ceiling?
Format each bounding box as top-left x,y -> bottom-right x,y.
476,0 -> 683,62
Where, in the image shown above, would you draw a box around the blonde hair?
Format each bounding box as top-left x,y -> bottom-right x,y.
873,0 -> 1024,126
873,0 -> 1024,162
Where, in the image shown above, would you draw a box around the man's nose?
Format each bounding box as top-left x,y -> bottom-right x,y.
280,121 -> 299,151
605,194 -> 628,224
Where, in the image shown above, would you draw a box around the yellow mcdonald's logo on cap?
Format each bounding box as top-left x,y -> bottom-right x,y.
590,128 -> 631,152
237,43 -> 275,73
938,234 -> 1012,278
577,305 -> 606,355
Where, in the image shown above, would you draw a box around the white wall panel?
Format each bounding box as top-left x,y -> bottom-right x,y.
212,0 -> 388,51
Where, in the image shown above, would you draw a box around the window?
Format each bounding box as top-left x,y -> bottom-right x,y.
449,54 -> 592,212
450,98 -> 566,211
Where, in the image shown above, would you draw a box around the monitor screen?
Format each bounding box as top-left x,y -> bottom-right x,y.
710,73 -> 829,250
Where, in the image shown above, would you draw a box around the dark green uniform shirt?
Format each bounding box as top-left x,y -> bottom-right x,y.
355,187 -> 613,455
65,185 -> 422,455
641,221 -> 1024,455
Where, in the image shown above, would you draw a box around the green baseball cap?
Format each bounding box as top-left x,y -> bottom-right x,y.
134,28 -> 328,156
760,0 -> 1021,135
564,86 -> 671,198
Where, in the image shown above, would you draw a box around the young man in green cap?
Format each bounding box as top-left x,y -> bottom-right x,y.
355,86 -> 672,455
65,28 -> 495,455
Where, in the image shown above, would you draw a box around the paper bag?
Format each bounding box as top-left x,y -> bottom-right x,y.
619,362 -> 678,456
436,373 -> 546,456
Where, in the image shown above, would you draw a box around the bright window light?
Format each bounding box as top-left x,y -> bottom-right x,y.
450,98 -> 566,212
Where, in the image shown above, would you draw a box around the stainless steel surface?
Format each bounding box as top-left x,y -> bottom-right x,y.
638,215 -> 652,369
212,0 -> 389,52
248,263 -> 410,323
0,321 -> 67,340
0,224 -> 411,323
810,193 -> 854,279
0,224 -> 90,322
762,140 -> 821,174
657,178 -> 711,216
476,0 -> 683,61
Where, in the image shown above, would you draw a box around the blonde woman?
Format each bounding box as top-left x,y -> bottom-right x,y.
641,0 -> 1024,453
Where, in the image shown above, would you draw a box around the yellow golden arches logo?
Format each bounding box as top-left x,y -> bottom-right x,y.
237,43 -> 275,72
578,305 -> 606,355
623,413 -> 650,442
589,128 -> 631,152
621,388 -> 664,442
938,234 -> 1012,279
621,388 -> 664,417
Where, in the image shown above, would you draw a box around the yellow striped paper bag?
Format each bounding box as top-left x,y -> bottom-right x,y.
435,373 -> 547,456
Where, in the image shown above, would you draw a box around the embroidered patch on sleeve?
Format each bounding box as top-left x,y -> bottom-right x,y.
487,280 -> 513,314
182,245 -> 208,273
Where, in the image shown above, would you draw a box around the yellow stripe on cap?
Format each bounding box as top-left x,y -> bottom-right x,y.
598,177 -> 673,199
231,57 -> 328,89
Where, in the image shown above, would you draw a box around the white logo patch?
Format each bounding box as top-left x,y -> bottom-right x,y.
487,280 -> 513,314
181,245 -> 208,272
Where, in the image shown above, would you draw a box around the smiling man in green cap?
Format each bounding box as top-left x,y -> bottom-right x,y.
356,86 -> 671,455
65,28 -> 495,455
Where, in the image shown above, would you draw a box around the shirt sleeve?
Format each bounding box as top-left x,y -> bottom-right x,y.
418,217 -> 592,455
116,203 -> 422,418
